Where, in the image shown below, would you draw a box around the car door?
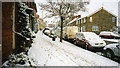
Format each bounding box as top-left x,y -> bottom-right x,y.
116,45 -> 120,57
80,34 -> 86,47
76,33 -> 82,47
113,45 -> 120,57
77,33 -> 85,47
118,45 -> 120,57
75,33 -> 79,45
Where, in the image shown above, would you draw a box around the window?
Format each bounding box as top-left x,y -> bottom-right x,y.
92,26 -> 99,31
81,19 -> 83,23
76,20 -> 79,25
82,26 -> 86,32
84,18 -> 86,23
78,20 -> 80,24
112,17 -> 115,22
90,17 -> 92,22
79,34 -> 84,40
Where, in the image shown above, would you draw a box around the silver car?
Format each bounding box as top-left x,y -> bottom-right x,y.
103,43 -> 120,59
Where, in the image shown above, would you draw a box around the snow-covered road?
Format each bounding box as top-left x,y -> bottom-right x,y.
28,31 -> 119,66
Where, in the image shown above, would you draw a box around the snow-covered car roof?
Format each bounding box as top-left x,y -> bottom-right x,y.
99,31 -> 119,36
44,30 -> 50,33
77,32 -> 99,37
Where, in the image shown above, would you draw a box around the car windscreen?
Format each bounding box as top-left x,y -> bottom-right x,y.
84,33 -> 100,40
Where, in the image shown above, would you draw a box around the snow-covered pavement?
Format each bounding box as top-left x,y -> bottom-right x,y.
28,31 -> 119,66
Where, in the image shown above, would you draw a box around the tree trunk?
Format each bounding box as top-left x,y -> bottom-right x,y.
60,16 -> 63,42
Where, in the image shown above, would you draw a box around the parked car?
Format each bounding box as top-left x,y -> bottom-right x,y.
99,31 -> 120,39
103,43 -> 120,59
43,28 -> 50,36
74,32 -> 106,51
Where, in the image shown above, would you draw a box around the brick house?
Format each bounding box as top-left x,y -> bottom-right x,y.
2,2 -> 14,64
2,1 -> 37,63
68,7 -> 117,34
0,2 -> 1,45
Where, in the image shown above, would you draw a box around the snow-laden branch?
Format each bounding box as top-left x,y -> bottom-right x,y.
38,0 -> 89,42
39,0 -> 89,20
12,30 -> 30,40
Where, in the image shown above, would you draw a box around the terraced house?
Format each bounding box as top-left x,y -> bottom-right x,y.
69,7 -> 117,34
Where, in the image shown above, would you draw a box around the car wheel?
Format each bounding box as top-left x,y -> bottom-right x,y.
85,44 -> 88,49
105,49 -> 114,60
74,41 -> 77,45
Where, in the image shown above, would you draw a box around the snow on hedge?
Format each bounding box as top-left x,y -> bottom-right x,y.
2,52 -> 37,67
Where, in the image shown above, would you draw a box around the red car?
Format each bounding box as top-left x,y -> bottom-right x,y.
99,31 -> 120,39
74,32 -> 106,51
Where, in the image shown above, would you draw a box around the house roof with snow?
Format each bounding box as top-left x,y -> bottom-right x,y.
87,7 -> 117,17
67,7 -> 117,26
67,17 -> 79,25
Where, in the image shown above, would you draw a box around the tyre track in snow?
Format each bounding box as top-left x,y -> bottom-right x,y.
40,36 -> 53,66
40,35 -> 79,65
29,31 -> 118,66
40,35 -> 96,66
30,34 -> 54,66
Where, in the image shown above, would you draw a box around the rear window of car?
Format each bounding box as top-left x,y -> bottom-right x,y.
100,32 -> 111,35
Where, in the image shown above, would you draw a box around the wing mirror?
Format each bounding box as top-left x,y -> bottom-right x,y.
82,38 -> 86,41
116,45 -> 120,48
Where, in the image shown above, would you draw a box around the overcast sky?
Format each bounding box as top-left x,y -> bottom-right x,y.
35,0 -> 120,24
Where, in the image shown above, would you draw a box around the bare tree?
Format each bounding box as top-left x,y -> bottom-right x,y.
38,0 -> 89,42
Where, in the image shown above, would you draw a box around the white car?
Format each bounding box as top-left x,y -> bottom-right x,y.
103,43 -> 120,59
74,32 -> 106,51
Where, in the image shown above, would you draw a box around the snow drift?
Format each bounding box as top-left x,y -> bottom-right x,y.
28,31 -> 119,66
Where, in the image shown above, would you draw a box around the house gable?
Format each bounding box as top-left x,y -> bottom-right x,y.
87,7 -> 117,18
85,7 -> 117,34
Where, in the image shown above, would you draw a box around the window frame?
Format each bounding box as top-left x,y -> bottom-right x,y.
84,18 -> 86,23
112,17 -> 115,22
82,26 -> 86,32
92,26 -> 99,31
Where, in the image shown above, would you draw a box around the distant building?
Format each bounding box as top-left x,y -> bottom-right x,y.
37,18 -> 47,30
68,7 -> 117,34
64,15 -> 81,27
48,23 -> 56,29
